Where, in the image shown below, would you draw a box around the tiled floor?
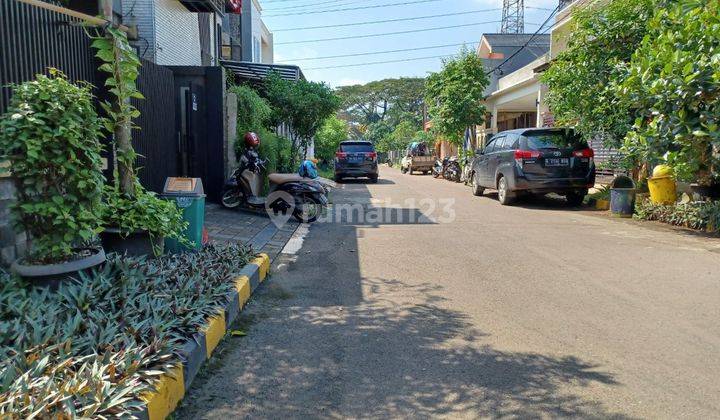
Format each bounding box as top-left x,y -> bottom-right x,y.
204,204 -> 300,261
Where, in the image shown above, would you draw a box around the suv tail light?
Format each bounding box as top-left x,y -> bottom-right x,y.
573,148 -> 594,164
336,152 -> 347,159
514,149 -> 540,167
366,152 -> 377,160
572,148 -> 594,158
514,150 -> 541,160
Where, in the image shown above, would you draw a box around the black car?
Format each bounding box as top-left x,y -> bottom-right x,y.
334,141 -> 379,183
469,128 -> 596,206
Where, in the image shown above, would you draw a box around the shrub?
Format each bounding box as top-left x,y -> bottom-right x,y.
100,184 -> 188,252
230,84 -> 295,179
620,0 -> 720,186
231,84 -> 273,136
0,243 -> 254,417
0,72 -> 105,264
634,199 -> 720,232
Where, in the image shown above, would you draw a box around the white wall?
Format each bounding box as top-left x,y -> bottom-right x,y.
154,0 -> 202,66
122,0 -> 156,62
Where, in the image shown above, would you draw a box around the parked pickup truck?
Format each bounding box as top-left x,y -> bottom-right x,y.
400,142 -> 434,175
401,155 -> 434,175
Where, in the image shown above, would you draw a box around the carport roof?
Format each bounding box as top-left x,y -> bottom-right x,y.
221,61 -> 306,82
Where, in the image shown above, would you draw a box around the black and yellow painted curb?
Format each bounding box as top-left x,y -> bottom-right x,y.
138,254 -> 271,420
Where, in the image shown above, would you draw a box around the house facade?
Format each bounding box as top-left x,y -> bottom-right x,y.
121,0 -> 223,66
477,33 -> 551,148
222,0 -> 274,63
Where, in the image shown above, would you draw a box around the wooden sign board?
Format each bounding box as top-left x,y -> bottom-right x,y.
166,177 -> 196,193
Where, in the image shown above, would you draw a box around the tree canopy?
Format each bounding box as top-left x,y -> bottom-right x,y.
314,115 -> 348,163
541,0 -> 655,148
264,72 -> 341,163
425,48 -> 488,145
336,77 -> 426,136
620,0 -> 720,185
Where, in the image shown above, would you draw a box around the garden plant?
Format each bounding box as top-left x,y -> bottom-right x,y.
90,26 -> 186,253
0,71 -> 105,266
0,243 -> 255,417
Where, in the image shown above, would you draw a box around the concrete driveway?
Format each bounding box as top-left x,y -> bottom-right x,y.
178,166 -> 720,419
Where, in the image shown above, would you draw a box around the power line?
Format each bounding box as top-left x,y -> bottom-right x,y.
263,0 -> 360,12
305,54 -> 456,70
484,4 -> 561,75
277,42 -> 480,62
273,8 -> 501,32
264,0 -> 443,17
275,24 -> 545,62
276,21 -> 501,45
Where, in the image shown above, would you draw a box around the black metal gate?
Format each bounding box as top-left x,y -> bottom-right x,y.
170,66 -> 225,202
133,59 -> 179,193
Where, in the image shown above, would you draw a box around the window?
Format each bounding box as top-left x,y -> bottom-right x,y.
252,37 -> 261,63
485,136 -> 502,153
340,143 -> 375,153
499,134 -> 518,150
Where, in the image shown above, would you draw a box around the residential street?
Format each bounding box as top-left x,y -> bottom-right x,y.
179,166 -> 720,419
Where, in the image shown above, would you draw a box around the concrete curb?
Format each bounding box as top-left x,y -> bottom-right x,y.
138,253 -> 271,420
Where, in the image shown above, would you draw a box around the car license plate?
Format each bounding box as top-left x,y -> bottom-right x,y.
545,158 -> 569,167
348,156 -> 362,163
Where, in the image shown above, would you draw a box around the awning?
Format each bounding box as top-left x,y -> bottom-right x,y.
220,60 -> 305,82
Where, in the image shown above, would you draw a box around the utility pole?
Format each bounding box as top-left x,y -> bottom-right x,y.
501,0 -> 524,34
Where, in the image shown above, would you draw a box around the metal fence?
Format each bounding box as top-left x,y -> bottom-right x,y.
1,0 -> 181,193
0,0 -> 98,114
133,59 -> 179,193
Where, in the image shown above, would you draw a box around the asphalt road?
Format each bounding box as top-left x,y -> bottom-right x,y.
178,166 -> 720,419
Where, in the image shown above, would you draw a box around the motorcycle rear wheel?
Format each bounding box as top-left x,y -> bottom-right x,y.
294,195 -> 323,223
221,188 -> 242,209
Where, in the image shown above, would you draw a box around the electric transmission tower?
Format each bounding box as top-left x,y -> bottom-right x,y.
501,0 -> 525,34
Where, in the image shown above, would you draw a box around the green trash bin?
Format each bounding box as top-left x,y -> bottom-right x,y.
162,177 -> 206,253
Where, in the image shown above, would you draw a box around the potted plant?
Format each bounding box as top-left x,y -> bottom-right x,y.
100,184 -> 187,256
0,71 -> 106,286
90,27 -> 186,256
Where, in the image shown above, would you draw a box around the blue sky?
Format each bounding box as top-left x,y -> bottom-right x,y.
260,0 -> 558,87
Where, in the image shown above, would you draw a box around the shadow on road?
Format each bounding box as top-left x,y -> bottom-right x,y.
177,177 -> 629,419
337,178 -> 396,185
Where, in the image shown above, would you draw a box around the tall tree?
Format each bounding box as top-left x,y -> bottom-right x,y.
620,0 -> 720,185
540,0 -> 655,149
425,48 -> 488,145
336,77 -> 426,132
264,73 -> 341,165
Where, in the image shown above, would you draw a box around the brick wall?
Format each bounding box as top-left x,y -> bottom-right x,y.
0,178 -> 26,267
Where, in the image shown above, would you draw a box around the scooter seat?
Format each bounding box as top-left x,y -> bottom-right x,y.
269,173 -> 314,185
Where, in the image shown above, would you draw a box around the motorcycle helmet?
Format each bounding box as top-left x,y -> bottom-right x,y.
244,132 -> 260,148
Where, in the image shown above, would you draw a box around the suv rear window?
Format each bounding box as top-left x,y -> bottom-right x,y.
524,131 -> 587,150
340,143 -> 374,153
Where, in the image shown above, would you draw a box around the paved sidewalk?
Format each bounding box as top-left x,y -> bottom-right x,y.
204,204 -> 300,260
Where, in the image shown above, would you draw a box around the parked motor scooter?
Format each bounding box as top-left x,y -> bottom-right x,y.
221,133 -> 328,223
432,157 -> 447,178
444,156 -> 462,183
460,154 -> 475,185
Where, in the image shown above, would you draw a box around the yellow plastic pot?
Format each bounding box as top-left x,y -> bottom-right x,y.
648,176 -> 677,205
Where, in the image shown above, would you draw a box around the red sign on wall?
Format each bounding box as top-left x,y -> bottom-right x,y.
227,0 -> 241,14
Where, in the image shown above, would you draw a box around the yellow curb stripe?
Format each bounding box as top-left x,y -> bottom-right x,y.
142,364 -> 185,420
235,275 -> 251,307
203,312 -> 226,359
253,254 -> 270,281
